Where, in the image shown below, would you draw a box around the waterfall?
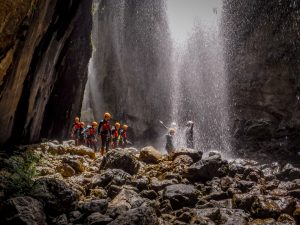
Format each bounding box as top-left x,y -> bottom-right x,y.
166,0 -> 231,153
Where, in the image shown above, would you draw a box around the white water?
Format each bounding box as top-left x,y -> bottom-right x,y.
166,0 -> 231,154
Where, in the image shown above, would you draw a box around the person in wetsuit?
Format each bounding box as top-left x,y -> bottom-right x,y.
165,128 -> 176,154
71,117 -> 81,146
86,121 -> 98,152
186,121 -> 194,149
119,124 -> 128,148
98,112 -> 112,156
78,122 -> 86,145
111,122 -> 121,149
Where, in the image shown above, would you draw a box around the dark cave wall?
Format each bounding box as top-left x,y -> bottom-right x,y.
0,0 -> 92,145
223,0 -> 300,157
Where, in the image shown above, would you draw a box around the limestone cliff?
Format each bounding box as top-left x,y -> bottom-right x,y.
0,0 -> 92,146
223,0 -> 300,158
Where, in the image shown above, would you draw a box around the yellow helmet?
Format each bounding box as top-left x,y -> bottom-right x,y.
75,117 -> 80,122
169,128 -> 176,134
123,124 -> 128,130
92,121 -> 98,127
115,122 -> 121,128
104,112 -> 111,119
80,122 -> 85,126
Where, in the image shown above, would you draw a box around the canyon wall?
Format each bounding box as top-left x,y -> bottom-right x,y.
0,0 -> 92,146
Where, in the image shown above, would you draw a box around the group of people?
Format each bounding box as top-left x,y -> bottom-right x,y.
71,112 -> 128,156
160,120 -> 194,154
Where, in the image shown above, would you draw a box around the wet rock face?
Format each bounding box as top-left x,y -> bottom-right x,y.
0,0 -> 92,145
223,0 -> 300,160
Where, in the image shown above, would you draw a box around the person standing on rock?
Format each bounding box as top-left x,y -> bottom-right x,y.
78,122 -> 86,145
98,112 -> 112,156
119,124 -> 129,148
71,117 -> 81,146
111,122 -> 121,148
166,128 -> 176,154
186,121 -> 194,149
86,121 -> 98,152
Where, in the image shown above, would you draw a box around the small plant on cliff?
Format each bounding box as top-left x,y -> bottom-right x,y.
0,149 -> 41,199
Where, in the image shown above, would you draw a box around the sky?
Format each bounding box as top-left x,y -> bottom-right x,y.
166,0 -> 222,44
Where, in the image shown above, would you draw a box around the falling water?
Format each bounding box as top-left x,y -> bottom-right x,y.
166,0 -> 231,153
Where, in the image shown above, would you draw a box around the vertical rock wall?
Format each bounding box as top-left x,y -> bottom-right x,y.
0,0 -> 92,146
223,0 -> 300,159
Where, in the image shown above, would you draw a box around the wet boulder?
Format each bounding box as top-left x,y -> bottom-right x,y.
79,199 -> 108,214
251,195 -> 296,218
184,155 -> 228,182
62,157 -> 85,173
108,188 -> 145,212
84,212 -> 113,225
139,146 -> 162,164
194,208 -> 249,225
172,148 -> 203,163
101,150 -> 140,175
163,184 -> 198,209
276,164 -> 300,181
89,169 -> 132,189
108,206 -> 159,225
56,163 -> 76,177
0,196 -> 46,225
31,177 -> 79,215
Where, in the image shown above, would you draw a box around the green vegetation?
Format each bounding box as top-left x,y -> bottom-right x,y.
0,149 -> 41,199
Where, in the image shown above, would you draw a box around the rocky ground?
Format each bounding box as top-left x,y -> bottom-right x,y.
0,141 -> 300,225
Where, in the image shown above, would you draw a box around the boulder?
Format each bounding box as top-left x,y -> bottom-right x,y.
51,214 -> 68,225
108,189 -> 145,212
172,148 -> 203,163
251,195 -> 296,218
0,196 -> 46,225
184,156 -> 228,182
139,146 -> 162,164
163,184 -> 198,209
56,163 -> 76,177
277,164 -> 300,181
79,199 -> 108,214
101,150 -> 140,175
89,169 -> 132,189
62,157 -> 85,173
69,211 -> 84,224
194,208 -> 249,225
140,190 -> 158,200
31,177 -> 79,215
84,212 -> 113,225
107,206 -> 159,225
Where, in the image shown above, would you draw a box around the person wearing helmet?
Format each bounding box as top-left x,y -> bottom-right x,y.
119,124 -> 128,148
111,122 -> 121,149
86,121 -> 98,152
71,117 -> 81,146
166,128 -> 176,154
98,112 -> 112,156
78,122 -> 86,145
186,121 -> 194,149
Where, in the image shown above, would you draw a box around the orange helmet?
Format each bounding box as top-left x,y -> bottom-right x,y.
115,122 -> 121,128
92,121 -> 98,127
80,122 -> 85,126
75,117 -> 80,122
123,124 -> 128,130
104,112 -> 111,119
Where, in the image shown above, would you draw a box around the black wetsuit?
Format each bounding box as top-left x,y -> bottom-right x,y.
86,127 -> 97,151
186,124 -> 194,149
111,127 -> 120,148
98,120 -> 111,151
165,134 -> 174,154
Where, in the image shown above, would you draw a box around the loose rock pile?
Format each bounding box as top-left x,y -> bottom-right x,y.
1,141 -> 300,225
